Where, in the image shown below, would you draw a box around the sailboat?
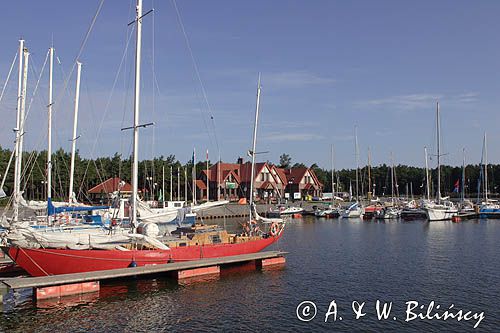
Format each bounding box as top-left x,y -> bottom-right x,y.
478,133 -> 500,217
375,152 -> 401,219
3,2 -> 284,277
341,127 -> 364,218
315,145 -> 340,218
423,102 -> 458,221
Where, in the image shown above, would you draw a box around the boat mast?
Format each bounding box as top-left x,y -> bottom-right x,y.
68,61 -> 82,204
249,74 -> 261,221
391,152 -> 395,205
424,146 -> 430,201
461,148 -> 465,204
131,0 -> 143,229
206,149 -> 209,202
484,133 -> 488,202
170,166 -> 173,201
46,47 -> 54,220
16,49 -> 29,220
355,126 -> 359,202
162,164 -> 165,207
217,153 -> 221,200
367,147 -> 372,201
331,144 -> 335,206
177,167 -> 180,201
12,39 -> 25,223
192,148 -> 196,204
184,167 -> 187,202
436,102 -> 441,205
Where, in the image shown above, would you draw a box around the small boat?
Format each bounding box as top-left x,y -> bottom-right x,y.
374,206 -> 401,219
314,206 -> 340,218
363,204 -> 383,220
269,205 -> 304,217
340,202 -> 364,218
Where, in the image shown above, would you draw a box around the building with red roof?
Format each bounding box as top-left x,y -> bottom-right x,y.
88,177 -> 132,202
197,158 -> 323,202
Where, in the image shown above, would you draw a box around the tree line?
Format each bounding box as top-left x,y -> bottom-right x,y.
1,147 -> 498,205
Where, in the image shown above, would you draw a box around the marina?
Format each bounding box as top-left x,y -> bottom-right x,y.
0,216 -> 499,332
0,0 -> 499,332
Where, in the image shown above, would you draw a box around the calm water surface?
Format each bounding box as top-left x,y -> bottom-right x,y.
1,217 -> 499,332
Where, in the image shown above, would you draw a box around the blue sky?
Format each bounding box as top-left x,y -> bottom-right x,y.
0,0 -> 499,170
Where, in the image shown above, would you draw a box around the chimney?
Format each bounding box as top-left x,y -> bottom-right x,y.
237,157 -> 243,164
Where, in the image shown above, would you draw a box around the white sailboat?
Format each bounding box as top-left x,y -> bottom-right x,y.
479,133 -> 500,215
341,127 -> 364,218
424,102 -> 458,221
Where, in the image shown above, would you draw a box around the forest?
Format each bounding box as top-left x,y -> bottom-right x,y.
1,147 -> 498,204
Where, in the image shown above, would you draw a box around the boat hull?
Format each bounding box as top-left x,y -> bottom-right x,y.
5,235 -> 280,277
425,208 -> 458,221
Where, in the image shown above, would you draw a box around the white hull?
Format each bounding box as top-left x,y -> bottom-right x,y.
341,207 -> 363,218
425,207 -> 458,221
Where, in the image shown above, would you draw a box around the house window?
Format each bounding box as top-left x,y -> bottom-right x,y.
261,173 -> 265,181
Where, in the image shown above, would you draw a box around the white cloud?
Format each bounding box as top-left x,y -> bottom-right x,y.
357,92 -> 479,111
264,70 -> 336,88
262,132 -> 324,142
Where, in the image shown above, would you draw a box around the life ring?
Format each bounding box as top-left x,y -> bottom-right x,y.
270,222 -> 279,237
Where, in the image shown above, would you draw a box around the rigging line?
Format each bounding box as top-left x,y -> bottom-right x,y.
79,24 -> 135,188
171,0 -> 220,149
53,0 -> 105,112
23,50 -> 49,127
0,51 -> 18,107
118,0 -> 135,180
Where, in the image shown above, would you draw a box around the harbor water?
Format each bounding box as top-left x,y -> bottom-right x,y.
1,217 -> 499,332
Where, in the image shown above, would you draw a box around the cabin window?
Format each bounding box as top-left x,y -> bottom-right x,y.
212,235 -> 221,244
174,203 -> 182,207
178,242 -> 187,247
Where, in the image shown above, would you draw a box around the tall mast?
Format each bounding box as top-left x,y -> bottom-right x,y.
13,39 -> 25,223
131,0 -> 143,228
484,132 -> 488,201
184,167 -> 187,202
461,148 -> 465,204
391,152 -> 395,205
170,166 -> 173,201
367,147 -> 372,201
177,167 -> 180,201
162,164 -> 165,207
68,61 -> 82,203
192,148 -> 196,204
249,74 -> 261,219
206,149 -> 209,202
424,146 -> 430,201
217,153 -> 221,200
354,126 -> 359,202
47,47 -> 54,214
331,144 -> 335,206
436,102 -> 441,204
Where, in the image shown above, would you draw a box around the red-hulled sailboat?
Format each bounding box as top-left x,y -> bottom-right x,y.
5,224 -> 284,276
3,2 -> 285,277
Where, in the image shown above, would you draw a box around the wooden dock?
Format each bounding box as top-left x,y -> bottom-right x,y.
2,251 -> 286,292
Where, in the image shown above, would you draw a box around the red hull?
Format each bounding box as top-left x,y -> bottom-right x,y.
6,235 -> 280,277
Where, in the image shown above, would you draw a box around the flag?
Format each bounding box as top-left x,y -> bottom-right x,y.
192,148 -> 196,164
206,149 -> 209,161
453,179 -> 460,193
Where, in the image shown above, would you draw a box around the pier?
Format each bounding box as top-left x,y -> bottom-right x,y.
1,251 -> 286,300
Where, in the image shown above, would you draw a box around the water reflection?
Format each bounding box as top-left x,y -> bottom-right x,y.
0,216 -> 499,332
